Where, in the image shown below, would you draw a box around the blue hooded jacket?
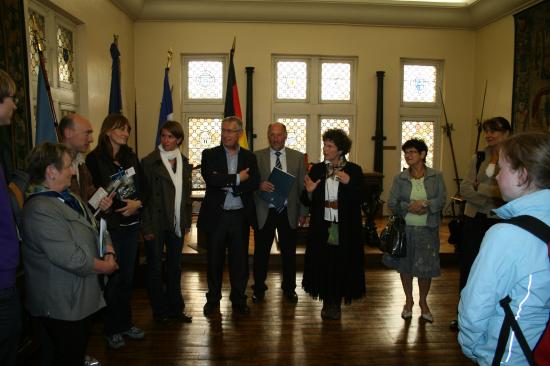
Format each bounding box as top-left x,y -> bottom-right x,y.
458,189 -> 550,365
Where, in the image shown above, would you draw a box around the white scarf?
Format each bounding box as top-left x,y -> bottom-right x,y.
158,144 -> 183,237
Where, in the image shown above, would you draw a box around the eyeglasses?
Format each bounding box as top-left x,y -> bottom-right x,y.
221,128 -> 242,134
8,95 -> 18,104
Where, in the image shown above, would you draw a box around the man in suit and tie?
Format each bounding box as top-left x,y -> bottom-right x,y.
252,122 -> 307,304
198,116 -> 260,316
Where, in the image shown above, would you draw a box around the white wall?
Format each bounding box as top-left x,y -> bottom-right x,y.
48,0 -> 135,147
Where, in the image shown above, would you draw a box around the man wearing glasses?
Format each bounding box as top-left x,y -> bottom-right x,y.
198,116 -> 259,317
0,69 -> 21,366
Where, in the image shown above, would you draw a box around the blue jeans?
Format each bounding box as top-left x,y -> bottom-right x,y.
145,230 -> 184,318
0,286 -> 21,366
104,225 -> 139,336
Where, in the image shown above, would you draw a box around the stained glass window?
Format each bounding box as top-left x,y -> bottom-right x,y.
276,117 -> 307,153
28,10 -> 46,76
400,120 -> 435,171
403,65 -> 437,103
188,117 -> 223,190
57,25 -> 74,84
188,61 -> 224,99
276,61 -> 307,100
321,62 -> 351,101
320,118 -> 350,161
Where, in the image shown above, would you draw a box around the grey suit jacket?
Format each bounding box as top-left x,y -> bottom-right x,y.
22,195 -> 106,321
254,147 -> 308,229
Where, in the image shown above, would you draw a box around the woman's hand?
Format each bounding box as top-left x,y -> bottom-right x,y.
116,199 -> 142,217
304,174 -> 321,193
98,191 -> 115,212
334,170 -> 350,184
102,255 -> 119,274
408,200 -> 428,214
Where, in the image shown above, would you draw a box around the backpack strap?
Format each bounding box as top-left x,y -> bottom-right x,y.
493,296 -> 536,366
493,215 -> 550,366
506,215 -> 550,257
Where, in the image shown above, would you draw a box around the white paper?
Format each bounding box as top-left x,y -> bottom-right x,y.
88,187 -> 108,210
125,167 -> 136,177
99,218 -> 107,257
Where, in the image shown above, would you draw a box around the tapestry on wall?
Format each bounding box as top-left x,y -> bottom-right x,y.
0,0 -> 32,176
512,0 -> 550,132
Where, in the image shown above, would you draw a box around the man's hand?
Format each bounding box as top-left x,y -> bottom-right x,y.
259,181 -> 275,192
239,168 -> 250,182
143,233 -> 155,241
298,215 -> 307,227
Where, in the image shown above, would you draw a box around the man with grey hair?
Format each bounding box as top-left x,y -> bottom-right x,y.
198,116 -> 259,317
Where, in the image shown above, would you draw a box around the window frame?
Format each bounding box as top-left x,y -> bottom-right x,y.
182,54 -> 227,105
319,58 -> 356,104
27,0 -> 79,128
272,55 -> 357,163
399,58 -> 444,170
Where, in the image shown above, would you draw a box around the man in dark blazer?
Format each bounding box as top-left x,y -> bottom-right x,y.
198,116 -> 259,316
252,122 -> 307,304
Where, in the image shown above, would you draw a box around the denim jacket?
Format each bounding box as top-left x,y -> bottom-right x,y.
387,166 -> 447,228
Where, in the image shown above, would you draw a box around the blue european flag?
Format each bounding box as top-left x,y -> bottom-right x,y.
35,67 -> 57,145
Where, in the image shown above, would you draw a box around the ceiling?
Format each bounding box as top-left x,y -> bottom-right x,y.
111,0 -> 540,29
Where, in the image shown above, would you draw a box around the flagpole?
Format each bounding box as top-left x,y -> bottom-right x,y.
31,14 -> 60,142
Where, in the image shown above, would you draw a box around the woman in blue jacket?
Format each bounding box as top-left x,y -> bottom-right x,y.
458,132 -> 550,365
387,138 -> 447,322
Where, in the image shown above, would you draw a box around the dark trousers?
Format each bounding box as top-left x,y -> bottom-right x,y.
145,230 -> 184,318
38,315 -> 92,366
206,210 -> 249,306
253,207 -> 297,294
459,213 -> 501,291
104,226 -> 139,335
0,286 -> 21,366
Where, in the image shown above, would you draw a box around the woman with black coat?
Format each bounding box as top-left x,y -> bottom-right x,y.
86,114 -> 145,349
302,129 -> 366,320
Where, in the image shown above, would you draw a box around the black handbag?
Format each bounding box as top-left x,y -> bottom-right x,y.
380,215 -> 407,258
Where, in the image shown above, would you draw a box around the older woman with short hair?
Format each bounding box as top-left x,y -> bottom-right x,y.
387,138 -> 446,322
302,129 -> 366,320
22,142 -> 117,365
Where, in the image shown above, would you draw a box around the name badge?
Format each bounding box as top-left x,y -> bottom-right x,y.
125,167 -> 136,177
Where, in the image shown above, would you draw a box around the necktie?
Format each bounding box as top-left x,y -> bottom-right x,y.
274,151 -> 285,213
275,151 -> 282,170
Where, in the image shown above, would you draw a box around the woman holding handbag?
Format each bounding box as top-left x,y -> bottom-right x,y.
387,138 -> 446,322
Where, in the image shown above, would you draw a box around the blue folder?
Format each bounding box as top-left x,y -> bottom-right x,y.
259,167 -> 296,208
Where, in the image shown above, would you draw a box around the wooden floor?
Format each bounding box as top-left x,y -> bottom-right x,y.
85,263 -> 473,366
